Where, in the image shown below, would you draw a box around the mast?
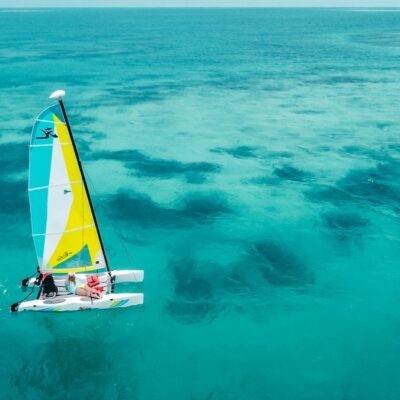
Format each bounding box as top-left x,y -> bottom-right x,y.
50,90 -> 111,274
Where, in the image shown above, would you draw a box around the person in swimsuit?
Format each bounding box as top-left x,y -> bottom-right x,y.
65,273 -> 103,299
40,273 -> 58,300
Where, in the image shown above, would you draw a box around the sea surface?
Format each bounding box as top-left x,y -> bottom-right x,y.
1,7 -> 400,400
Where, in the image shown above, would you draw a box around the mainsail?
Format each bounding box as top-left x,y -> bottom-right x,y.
29,102 -> 107,274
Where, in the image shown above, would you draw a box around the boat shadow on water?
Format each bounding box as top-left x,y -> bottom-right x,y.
12,314 -> 139,400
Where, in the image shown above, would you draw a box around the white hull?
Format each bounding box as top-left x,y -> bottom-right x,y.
113,269 -> 144,283
15,269 -> 144,312
17,292 -> 143,312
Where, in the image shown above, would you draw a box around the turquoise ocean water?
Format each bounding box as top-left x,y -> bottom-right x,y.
1,7 -> 400,399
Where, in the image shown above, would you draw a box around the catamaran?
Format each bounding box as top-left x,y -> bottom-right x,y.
10,90 -> 144,312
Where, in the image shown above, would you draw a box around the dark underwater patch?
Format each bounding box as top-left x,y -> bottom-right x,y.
389,143 -> 400,153
106,87 -> 162,105
293,109 -> 325,115
351,33 -> 400,48
305,159 -> 400,210
337,164 -> 400,207
166,258 -> 218,323
67,129 -> 106,158
247,163 -> 313,187
105,192 -> 185,228
3,73 -> 93,90
0,142 -> 29,174
376,122 -> 396,130
223,268 -> 255,294
268,151 -> 294,159
313,75 -> 371,85
246,241 -> 313,287
246,175 -> 280,186
322,210 -> 369,241
17,125 -> 32,136
102,82 -> 184,106
262,83 -> 286,91
180,193 -> 232,223
90,149 -> 220,183
78,129 -> 107,143
170,258 -> 213,300
206,74 -> 251,90
305,184 -> 356,206
75,137 -> 92,156
68,112 -> 97,127
273,165 -> 314,182
339,145 -> 388,162
165,240 -> 313,323
317,145 -> 331,152
210,145 -> 259,159
0,178 -> 29,219
0,142 -> 29,217
14,335 -> 113,399
105,191 -> 232,228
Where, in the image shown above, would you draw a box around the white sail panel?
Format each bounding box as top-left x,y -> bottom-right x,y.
29,104 -> 106,274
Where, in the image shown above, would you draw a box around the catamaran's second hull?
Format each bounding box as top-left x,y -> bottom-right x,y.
17,293 -> 144,312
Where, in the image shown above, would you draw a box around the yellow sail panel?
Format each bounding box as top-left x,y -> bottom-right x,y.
40,114 -> 105,273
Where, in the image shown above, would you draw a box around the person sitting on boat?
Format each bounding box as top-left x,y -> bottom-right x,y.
65,273 -> 103,299
40,273 -> 58,299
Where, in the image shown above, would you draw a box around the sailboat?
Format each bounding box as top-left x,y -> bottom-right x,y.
10,90 -> 144,312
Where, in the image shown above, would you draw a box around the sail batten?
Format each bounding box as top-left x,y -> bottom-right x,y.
29,180 -> 84,192
29,103 -> 106,274
35,119 -> 66,125
30,143 -> 72,148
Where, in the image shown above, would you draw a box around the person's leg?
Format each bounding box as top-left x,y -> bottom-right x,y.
76,286 -> 102,299
76,287 -> 90,296
89,290 -> 101,299
88,285 -> 103,298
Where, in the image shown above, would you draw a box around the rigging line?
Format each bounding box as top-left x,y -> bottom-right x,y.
21,267 -> 40,287
19,285 -> 36,304
82,164 -> 141,287
81,166 -> 85,271
58,98 -> 111,276
10,273 -> 39,311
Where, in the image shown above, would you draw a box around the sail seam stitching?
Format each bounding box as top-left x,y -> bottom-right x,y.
33,224 -> 95,237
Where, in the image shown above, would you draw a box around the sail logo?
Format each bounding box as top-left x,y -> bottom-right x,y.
36,127 -> 58,140
57,251 -> 72,262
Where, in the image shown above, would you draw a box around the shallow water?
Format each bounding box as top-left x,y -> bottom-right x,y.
1,7 -> 400,400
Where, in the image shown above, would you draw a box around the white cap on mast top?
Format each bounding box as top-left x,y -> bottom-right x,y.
49,89 -> 66,99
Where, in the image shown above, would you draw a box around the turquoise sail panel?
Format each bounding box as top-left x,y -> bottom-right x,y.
29,189 -> 48,235
29,146 -> 53,189
55,245 -> 92,270
29,104 -> 65,267
28,102 -> 106,273
31,104 -> 65,146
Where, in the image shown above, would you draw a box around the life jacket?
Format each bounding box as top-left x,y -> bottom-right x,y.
87,275 -> 104,292
86,275 -> 100,288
